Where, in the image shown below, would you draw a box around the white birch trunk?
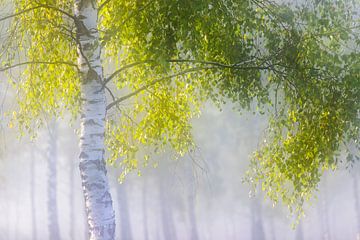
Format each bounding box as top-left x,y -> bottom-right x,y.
74,1 -> 115,239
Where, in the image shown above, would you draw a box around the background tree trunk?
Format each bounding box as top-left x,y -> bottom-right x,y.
296,221 -> 304,240
352,172 -> 360,240
142,181 -> 149,240
116,181 -> 133,239
186,163 -> 199,240
47,120 -> 60,240
319,174 -> 331,240
30,148 -> 37,240
251,196 -> 265,240
158,175 -> 177,240
69,153 -> 75,240
74,0 -> 115,239
269,219 -> 276,240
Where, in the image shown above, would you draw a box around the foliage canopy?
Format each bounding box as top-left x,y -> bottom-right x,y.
1,0 -> 359,215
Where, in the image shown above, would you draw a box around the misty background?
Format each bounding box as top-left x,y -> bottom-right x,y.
0,80 -> 359,240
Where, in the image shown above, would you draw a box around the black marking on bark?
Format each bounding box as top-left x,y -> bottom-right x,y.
97,191 -> 113,207
84,119 -> 102,127
79,152 -> 89,159
88,99 -> 102,104
89,133 -> 104,139
80,160 -> 106,172
86,68 -> 99,81
75,20 -> 91,38
77,14 -> 86,20
83,42 -> 92,50
78,0 -> 92,11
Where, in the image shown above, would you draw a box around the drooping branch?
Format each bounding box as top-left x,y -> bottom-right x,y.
103,60 -> 154,87
105,58 -> 286,110
106,66 -> 212,110
0,61 -> 79,72
0,4 -> 76,23
98,0 -> 111,12
103,58 -> 259,87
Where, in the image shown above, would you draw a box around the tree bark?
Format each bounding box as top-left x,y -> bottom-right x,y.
47,119 -> 61,240
74,1 -> 115,239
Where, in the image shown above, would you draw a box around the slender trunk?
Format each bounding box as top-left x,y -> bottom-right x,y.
250,196 -> 265,240
70,155 -> 75,240
353,172 -> 360,240
186,165 -> 199,240
319,174 -> 331,240
158,176 -> 177,240
269,219 -> 276,240
295,221 -> 304,240
30,149 -> 37,240
116,182 -> 133,239
74,1 -> 115,239
188,194 -> 199,240
47,119 -> 60,240
142,181 -> 149,240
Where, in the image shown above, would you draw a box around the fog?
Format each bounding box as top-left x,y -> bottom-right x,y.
0,95 -> 359,239
0,1 -> 359,238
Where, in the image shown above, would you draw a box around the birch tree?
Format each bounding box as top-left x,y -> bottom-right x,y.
1,0 -> 360,239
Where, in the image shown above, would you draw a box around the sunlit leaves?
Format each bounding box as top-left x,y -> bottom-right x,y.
3,0 -> 79,132
2,0 -> 360,217
246,0 -> 360,216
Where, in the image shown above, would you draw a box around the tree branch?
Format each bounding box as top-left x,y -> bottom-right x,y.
103,58 -> 258,87
0,4 -> 76,23
0,61 -> 79,72
106,66 -> 212,110
98,0 -> 111,12
103,60 -> 154,87
0,6 -> 42,22
105,59 -> 290,111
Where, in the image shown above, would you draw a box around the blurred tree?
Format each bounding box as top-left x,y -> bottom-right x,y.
318,174 -> 331,240
295,221 -> 304,240
46,119 -> 61,240
114,178 -> 133,240
30,147 -> 37,240
0,0 -> 359,239
158,171 -> 178,240
186,163 -> 200,240
142,180 -> 149,240
352,171 -> 360,240
250,195 -> 265,240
